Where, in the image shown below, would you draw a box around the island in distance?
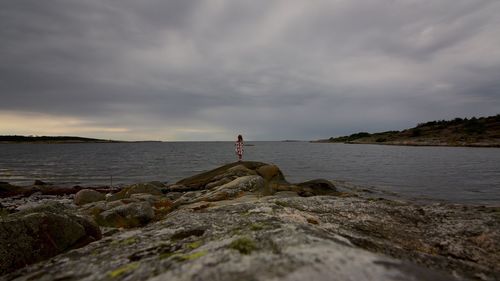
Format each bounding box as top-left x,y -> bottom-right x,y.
0,135 -> 162,144
314,114 -> 500,147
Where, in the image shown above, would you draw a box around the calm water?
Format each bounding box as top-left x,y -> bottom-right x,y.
0,142 -> 499,205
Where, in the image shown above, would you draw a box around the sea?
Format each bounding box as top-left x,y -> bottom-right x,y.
1,142 -> 499,206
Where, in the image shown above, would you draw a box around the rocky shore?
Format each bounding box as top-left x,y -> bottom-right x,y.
315,114 -> 500,148
313,139 -> 500,148
1,161 -> 499,281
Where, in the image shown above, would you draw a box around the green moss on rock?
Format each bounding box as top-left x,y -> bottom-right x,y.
107,262 -> 139,278
229,237 -> 257,255
187,240 -> 202,249
173,250 -> 208,261
250,223 -> 265,231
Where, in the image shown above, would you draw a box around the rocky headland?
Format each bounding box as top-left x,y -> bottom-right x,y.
1,161 -> 499,281
315,114 -> 500,147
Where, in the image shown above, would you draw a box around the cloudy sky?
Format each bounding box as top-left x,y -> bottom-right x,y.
1,0 -> 499,141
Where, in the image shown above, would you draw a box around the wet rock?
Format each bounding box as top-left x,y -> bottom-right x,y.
95,202 -> 155,228
296,179 -> 338,196
0,182 -> 18,192
0,201 -> 101,275
74,189 -> 106,206
0,182 -> 29,198
34,180 -> 49,186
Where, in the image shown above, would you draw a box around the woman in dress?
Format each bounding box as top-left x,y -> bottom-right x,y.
235,134 -> 244,161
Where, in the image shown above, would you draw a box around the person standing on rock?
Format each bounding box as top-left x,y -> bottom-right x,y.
235,134 -> 244,161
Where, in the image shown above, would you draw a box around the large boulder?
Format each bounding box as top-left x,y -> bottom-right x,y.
74,189 -> 105,206
0,202 -> 101,274
95,202 -> 155,228
176,161 -> 271,189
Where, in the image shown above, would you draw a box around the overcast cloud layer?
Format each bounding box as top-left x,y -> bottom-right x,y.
1,0 -> 500,140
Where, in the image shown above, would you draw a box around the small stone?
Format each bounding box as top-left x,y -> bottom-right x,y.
74,189 -> 106,206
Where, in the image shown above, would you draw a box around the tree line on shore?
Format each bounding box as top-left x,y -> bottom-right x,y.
325,114 -> 500,144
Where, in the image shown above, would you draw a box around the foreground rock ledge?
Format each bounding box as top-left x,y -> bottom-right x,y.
1,161 -> 499,281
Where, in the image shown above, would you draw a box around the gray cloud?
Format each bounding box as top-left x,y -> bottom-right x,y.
1,0 -> 499,140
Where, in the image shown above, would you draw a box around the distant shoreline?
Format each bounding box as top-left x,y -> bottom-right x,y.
315,114 -> 500,148
311,140 -> 500,148
0,135 -> 165,144
0,141 -> 164,144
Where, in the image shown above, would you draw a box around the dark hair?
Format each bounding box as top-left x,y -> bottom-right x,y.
237,134 -> 243,141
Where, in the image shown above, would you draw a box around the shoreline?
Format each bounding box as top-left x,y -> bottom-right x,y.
3,178 -> 499,208
0,141 -> 164,144
312,140 -> 500,148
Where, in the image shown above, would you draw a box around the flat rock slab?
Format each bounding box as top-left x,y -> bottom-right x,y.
2,196 -> 482,281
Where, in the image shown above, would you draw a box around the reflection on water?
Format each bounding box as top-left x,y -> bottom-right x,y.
0,142 -> 499,205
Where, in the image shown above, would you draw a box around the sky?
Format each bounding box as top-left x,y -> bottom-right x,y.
1,0 -> 500,141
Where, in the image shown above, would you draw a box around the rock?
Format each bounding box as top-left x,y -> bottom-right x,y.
80,200 -> 124,219
200,175 -> 266,202
205,177 -> 232,189
0,203 -> 9,217
176,161 -> 270,189
0,182 -> 17,192
296,179 -> 337,196
164,191 -> 184,201
222,175 -> 266,192
226,164 -> 257,177
37,185 -> 81,196
167,184 -> 192,192
2,194 -> 474,281
96,202 -> 155,228
0,201 -> 101,274
108,183 -> 163,201
34,180 -> 49,186
0,182 -> 28,198
256,164 -> 284,182
148,181 -> 167,188
130,193 -> 160,204
74,189 -> 106,206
